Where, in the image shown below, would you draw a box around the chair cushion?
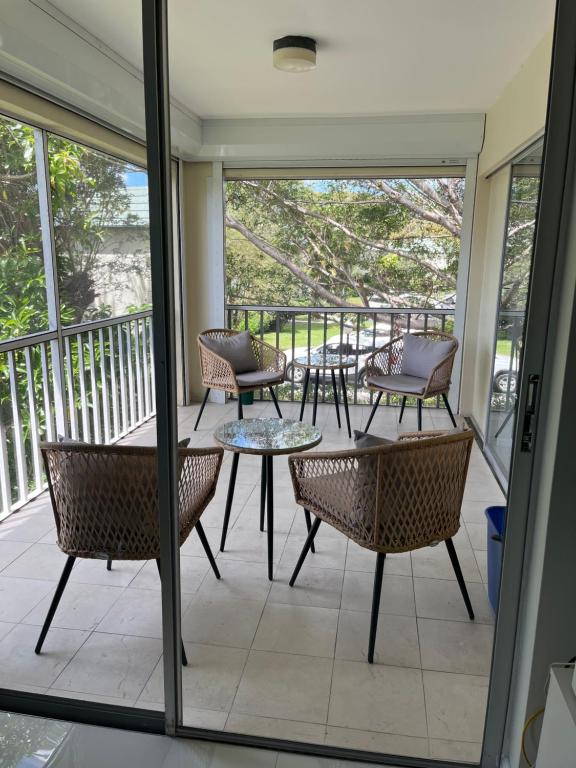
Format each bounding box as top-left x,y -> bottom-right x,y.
366,374 -> 428,395
401,334 -> 455,380
235,370 -> 284,388
353,430 -> 394,449
200,331 -> 258,374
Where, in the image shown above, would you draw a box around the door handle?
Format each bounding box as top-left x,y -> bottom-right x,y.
520,374 -> 540,452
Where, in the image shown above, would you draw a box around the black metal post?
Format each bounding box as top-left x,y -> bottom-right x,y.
195,521 -> 220,579
339,368 -> 352,438
368,553 -> 386,664
303,508 -> 316,554
289,517 -> 321,586
445,539 -> 475,620
266,455 -> 274,580
331,369 -> 341,428
299,368 -> 310,421
220,452 -> 239,551
238,398 -> 243,420
442,393 -> 458,428
365,391 -> 382,431
399,396 -> 407,423
193,387 -> 210,431
312,369 -> 320,425
260,456 -> 266,532
268,386 -> 283,418
141,0 -> 182,732
35,555 -> 75,654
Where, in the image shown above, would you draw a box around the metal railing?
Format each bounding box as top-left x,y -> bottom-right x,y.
0,311 -> 155,519
226,304 -> 455,405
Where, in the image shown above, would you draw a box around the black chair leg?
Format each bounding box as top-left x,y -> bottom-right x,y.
260,456 -> 267,532
35,555 -> 76,654
417,399 -> 423,431
194,388 -> 211,431
195,521 -> 221,579
445,539 -> 475,620
106,557 -> 112,571
442,393 -> 458,428
269,386 -> 283,418
155,560 -> 189,666
365,391 -> 382,431
368,552 -> 386,664
303,508 -> 316,554
289,517 -> 321,586
399,396 -> 407,423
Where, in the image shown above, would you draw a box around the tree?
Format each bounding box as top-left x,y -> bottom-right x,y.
225,177 -> 465,308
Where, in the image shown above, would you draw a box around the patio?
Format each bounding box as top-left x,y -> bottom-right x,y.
0,399 -> 503,763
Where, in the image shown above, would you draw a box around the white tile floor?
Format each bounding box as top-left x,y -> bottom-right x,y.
0,400 -> 505,764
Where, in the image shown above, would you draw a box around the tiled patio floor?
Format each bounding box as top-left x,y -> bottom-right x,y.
0,401 -> 504,764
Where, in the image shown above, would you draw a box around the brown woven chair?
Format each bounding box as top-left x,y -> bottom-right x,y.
194,329 -> 287,430
288,429 -> 474,663
35,442 -> 224,663
363,330 -> 458,431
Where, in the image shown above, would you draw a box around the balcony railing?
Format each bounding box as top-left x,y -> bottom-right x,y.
226,304 -> 455,405
0,311 -> 155,519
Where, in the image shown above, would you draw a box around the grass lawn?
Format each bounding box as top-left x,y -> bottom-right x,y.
263,320 -> 342,350
496,339 -> 513,356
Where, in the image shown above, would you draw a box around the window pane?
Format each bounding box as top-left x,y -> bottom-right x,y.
48,135 -> 151,324
485,146 -> 542,482
0,115 -> 48,341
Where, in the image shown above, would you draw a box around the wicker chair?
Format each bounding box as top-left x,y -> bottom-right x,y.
194,329 -> 287,430
363,331 -> 458,431
288,429 -> 474,663
35,442 -> 224,664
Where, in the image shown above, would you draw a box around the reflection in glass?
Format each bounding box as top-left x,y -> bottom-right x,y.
485,141 -> 542,482
0,115 -> 49,342
48,136 -> 151,324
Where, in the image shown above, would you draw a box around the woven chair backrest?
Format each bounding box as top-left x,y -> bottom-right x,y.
40,443 -> 221,561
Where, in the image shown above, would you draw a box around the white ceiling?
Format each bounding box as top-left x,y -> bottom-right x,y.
48,0 -> 555,119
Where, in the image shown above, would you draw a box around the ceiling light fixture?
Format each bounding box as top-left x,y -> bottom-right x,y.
273,36 -> 317,73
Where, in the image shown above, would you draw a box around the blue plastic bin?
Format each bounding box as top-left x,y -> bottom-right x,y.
485,506 -> 506,613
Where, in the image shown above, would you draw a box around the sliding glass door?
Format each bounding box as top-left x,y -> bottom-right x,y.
484,141 -> 543,485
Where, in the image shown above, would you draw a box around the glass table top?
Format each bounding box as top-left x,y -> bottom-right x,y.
214,418 -> 322,455
293,353 -> 357,369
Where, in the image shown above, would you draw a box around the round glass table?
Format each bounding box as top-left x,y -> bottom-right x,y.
293,354 -> 355,437
214,418 -> 322,580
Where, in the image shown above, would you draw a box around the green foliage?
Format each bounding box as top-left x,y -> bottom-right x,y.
225,177 -> 464,308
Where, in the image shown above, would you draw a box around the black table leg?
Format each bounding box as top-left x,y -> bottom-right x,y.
331,369 -> 341,428
339,368 -> 352,438
266,455 -> 274,580
312,369 -> 320,425
220,452 -> 239,551
299,368 -> 310,422
260,455 -> 266,532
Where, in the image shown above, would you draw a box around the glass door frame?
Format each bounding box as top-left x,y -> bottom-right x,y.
483,145 -> 544,490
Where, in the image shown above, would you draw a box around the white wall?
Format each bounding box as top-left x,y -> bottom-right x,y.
461,30 -> 553,437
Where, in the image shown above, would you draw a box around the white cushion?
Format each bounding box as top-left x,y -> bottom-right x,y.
236,370 -> 284,388
367,374 -> 428,394
401,334 -> 455,380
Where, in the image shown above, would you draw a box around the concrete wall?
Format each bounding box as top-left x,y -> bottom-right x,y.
461,30 -> 553,436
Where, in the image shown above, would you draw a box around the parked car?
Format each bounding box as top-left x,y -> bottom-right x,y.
284,334 -> 390,388
492,353 -> 519,394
